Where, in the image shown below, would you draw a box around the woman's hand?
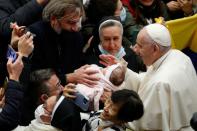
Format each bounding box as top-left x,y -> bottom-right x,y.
99,54 -> 118,67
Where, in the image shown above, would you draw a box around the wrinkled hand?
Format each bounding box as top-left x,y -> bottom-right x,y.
7,55 -> 24,81
18,32 -> 34,57
178,0 -> 193,15
10,23 -> 26,49
100,89 -> 112,103
63,83 -> 77,99
99,54 -> 118,67
67,65 -> 100,87
167,1 -> 181,11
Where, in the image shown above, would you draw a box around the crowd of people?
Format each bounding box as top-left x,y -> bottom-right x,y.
0,0 -> 197,130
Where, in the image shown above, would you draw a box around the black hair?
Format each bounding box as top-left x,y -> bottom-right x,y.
111,89 -> 144,122
110,66 -> 125,86
28,69 -> 56,105
87,0 -> 118,24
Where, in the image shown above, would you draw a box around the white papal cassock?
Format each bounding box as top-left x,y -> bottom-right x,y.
122,49 -> 197,131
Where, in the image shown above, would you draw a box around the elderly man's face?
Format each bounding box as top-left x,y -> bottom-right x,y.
133,29 -> 155,66
138,0 -> 154,6
100,26 -> 122,56
58,8 -> 82,32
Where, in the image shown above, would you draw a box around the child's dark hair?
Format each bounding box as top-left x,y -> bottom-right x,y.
111,89 -> 144,122
110,66 -> 126,86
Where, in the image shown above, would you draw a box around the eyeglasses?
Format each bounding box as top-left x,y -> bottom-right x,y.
55,80 -> 62,90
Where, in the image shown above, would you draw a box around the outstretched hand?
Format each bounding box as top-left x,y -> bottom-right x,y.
99,54 -> 118,67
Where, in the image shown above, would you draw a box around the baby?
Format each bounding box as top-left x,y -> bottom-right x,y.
76,63 -> 127,111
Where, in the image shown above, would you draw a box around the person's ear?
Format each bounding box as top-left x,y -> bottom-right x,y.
40,94 -> 49,103
50,15 -> 57,22
153,44 -> 160,55
50,16 -> 58,27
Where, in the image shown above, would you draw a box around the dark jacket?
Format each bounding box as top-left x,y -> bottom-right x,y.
0,0 -> 43,37
0,80 -> 23,131
51,97 -> 82,131
29,21 -> 84,85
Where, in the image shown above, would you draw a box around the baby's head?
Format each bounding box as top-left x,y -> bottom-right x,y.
104,63 -> 126,86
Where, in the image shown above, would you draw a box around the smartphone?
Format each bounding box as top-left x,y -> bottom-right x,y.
22,27 -> 36,37
7,45 -> 17,62
74,92 -> 89,111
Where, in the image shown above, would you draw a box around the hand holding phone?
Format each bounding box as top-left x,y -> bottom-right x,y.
7,45 -> 17,63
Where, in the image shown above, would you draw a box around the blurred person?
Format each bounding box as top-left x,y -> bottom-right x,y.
82,89 -> 144,131
0,0 -> 49,87
28,0 -> 99,87
119,0 -> 170,45
83,18 -> 146,73
0,0 -> 49,37
0,55 -> 24,131
100,23 -> 197,130
0,29 -> 34,130
82,0 -> 137,47
163,0 -> 196,19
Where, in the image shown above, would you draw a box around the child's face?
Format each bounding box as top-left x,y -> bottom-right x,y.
100,98 -> 121,122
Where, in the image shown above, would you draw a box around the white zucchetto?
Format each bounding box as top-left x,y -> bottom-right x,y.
145,23 -> 171,47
